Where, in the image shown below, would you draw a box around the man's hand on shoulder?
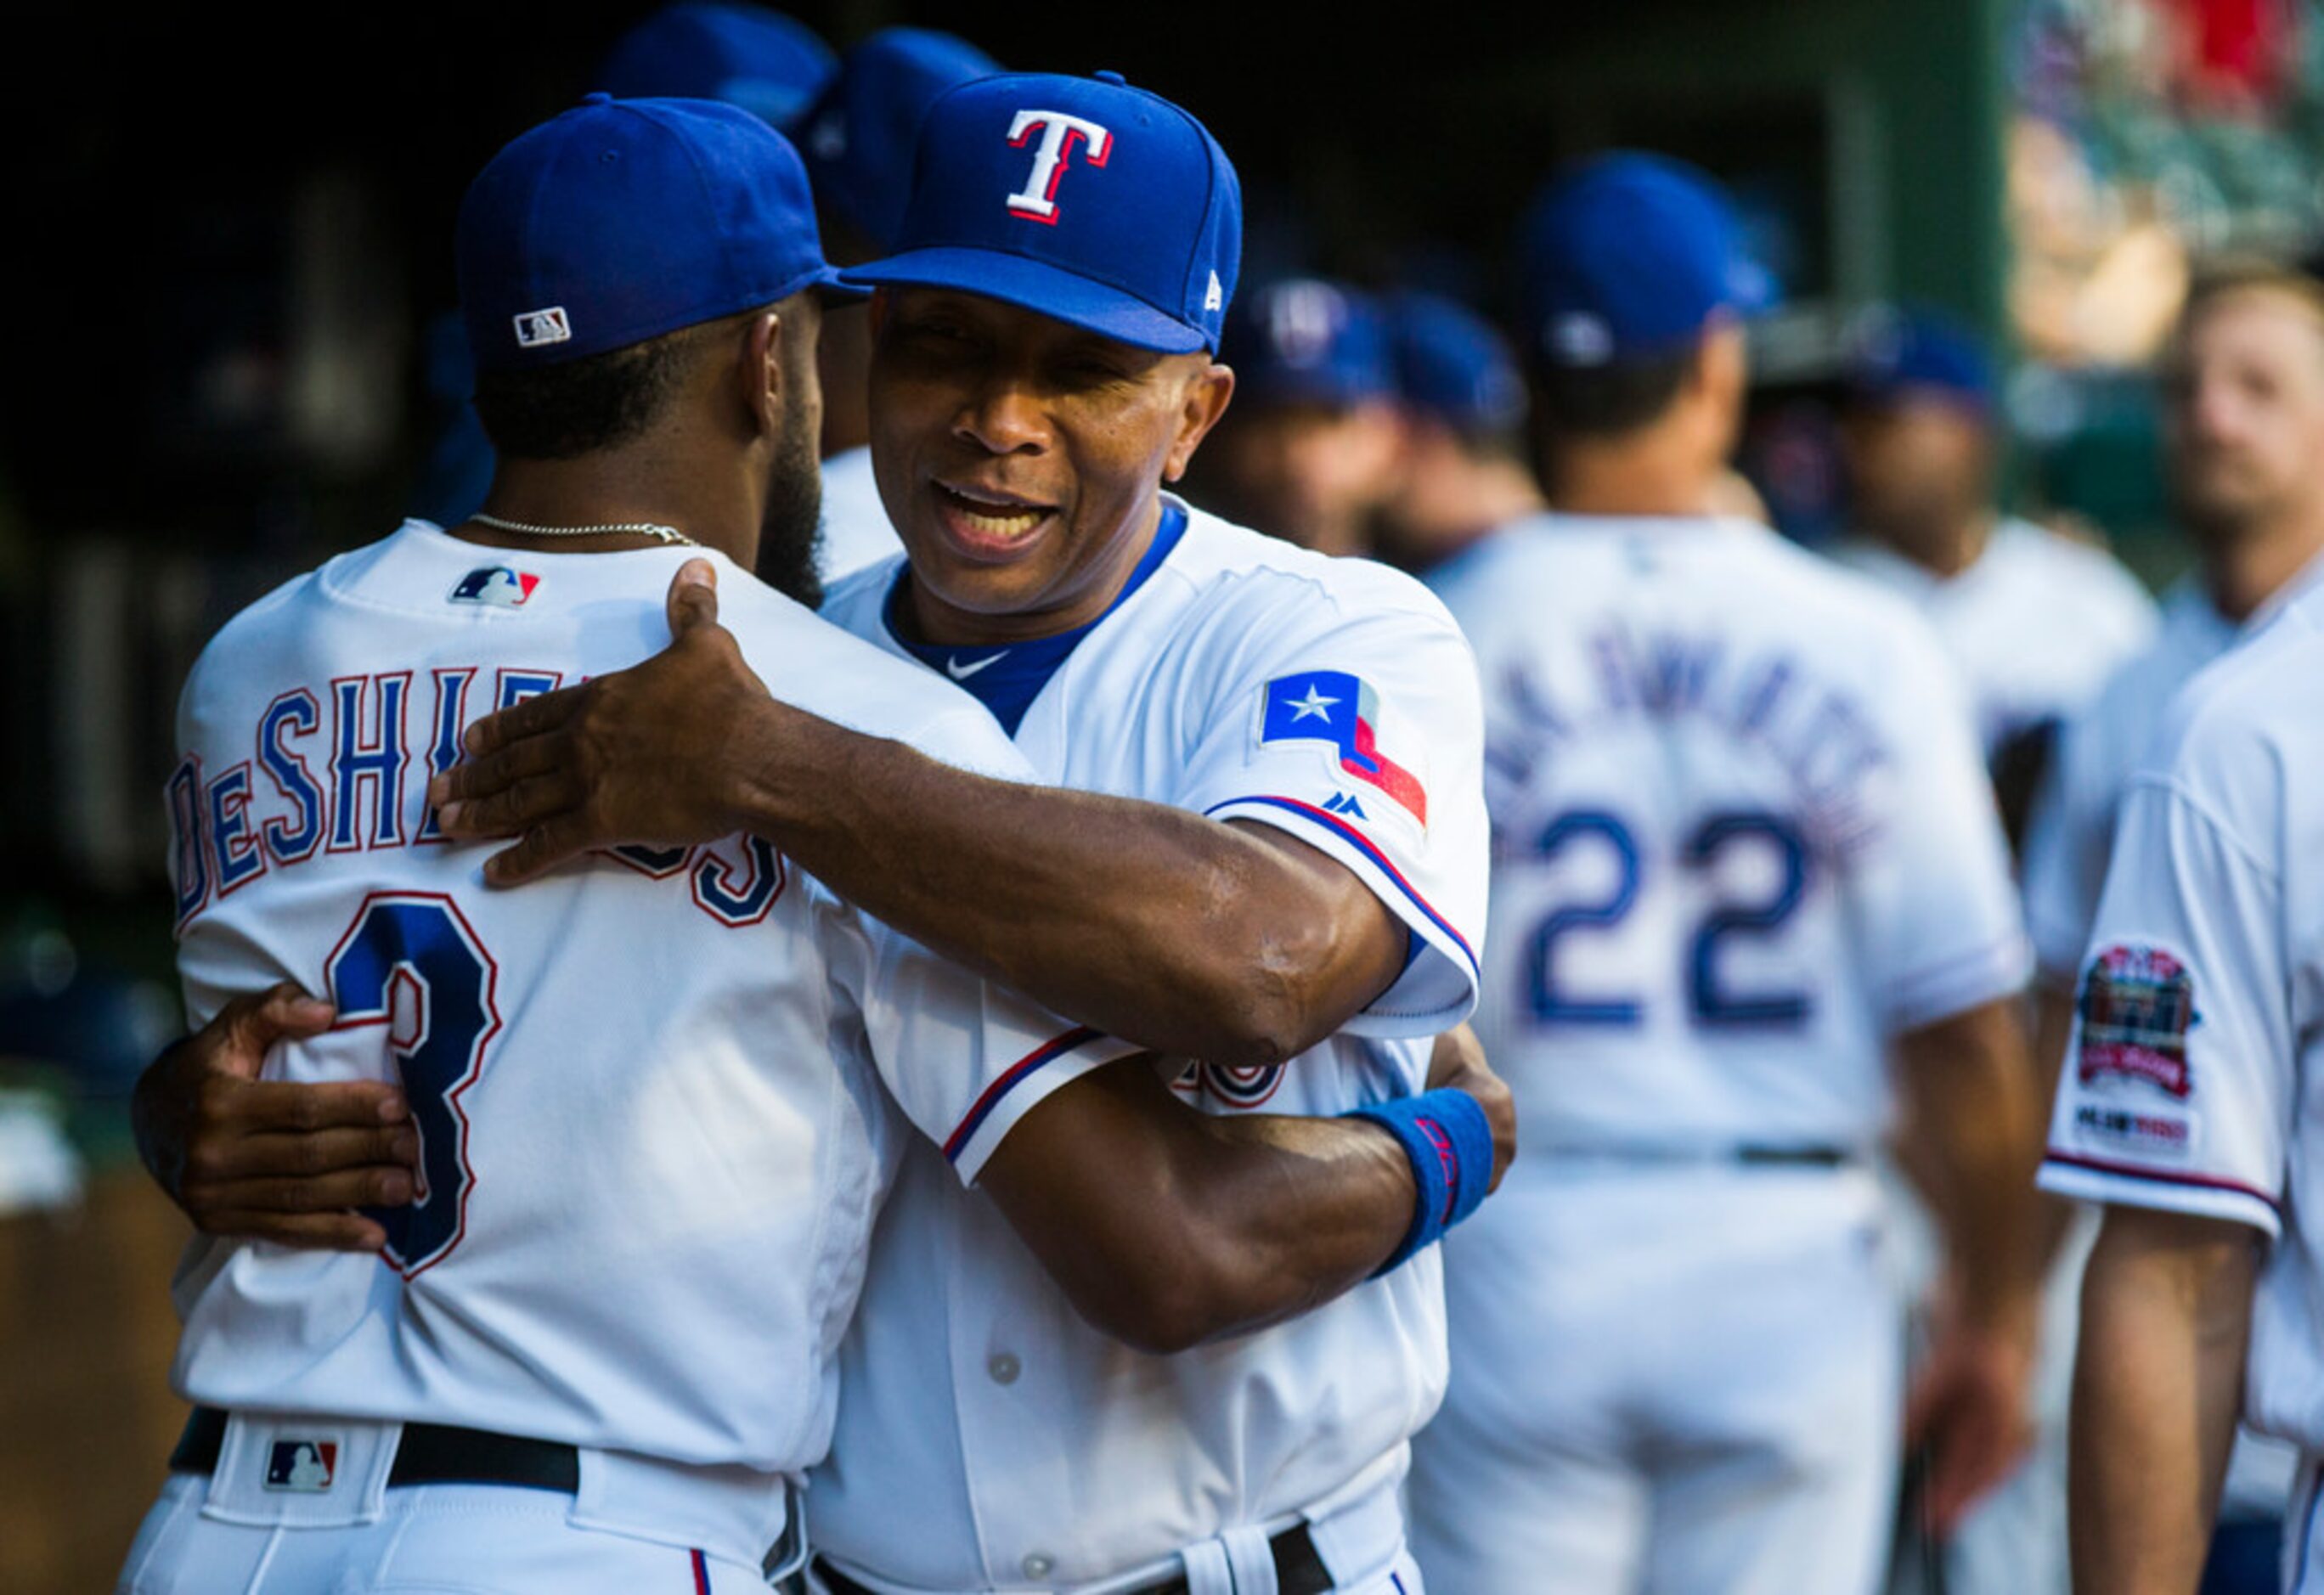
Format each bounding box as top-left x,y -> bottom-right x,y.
432,561 -> 793,883
133,982 -> 417,1252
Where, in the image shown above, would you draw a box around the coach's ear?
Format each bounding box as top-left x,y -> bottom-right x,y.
1164,360 -> 1235,483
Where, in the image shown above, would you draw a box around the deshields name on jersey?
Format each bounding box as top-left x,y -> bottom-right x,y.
166,665 -> 782,933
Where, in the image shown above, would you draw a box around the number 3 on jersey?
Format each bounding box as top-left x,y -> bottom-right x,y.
1529,809 -> 1811,1029
325,893 -> 501,1277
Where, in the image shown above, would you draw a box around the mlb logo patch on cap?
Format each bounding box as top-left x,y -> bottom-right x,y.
449,567 -> 541,607
513,307 -> 572,349
264,1440 -> 339,1492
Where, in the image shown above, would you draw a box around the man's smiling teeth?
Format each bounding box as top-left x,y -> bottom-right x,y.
959,504 -> 1044,538
941,485 -> 1048,540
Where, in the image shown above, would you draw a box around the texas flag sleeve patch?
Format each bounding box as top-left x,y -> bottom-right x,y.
1258,669 -> 1430,826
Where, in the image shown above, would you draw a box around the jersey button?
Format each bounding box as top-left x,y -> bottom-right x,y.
1022,1554 -> 1054,1579
987,1352 -> 1021,1385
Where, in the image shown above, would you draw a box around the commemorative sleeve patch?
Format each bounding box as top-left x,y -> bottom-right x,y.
2076,943 -> 2200,1098
1256,669 -> 1430,826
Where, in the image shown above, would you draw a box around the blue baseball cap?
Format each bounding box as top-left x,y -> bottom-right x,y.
800,28 -> 1001,254
1847,304 -> 1994,413
843,70 -> 1241,354
1223,279 -> 1394,409
458,94 -> 860,375
1520,152 -> 1772,368
1386,290 -> 1527,433
596,3 -> 834,129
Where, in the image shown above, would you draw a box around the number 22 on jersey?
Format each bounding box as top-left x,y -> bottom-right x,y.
324,892 -> 502,1277
1525,809 -> 1812,1029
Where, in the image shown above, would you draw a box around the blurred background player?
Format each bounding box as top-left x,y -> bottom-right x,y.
2035,517 -> 2324,1592
797,26 -> 999,584
2016,257 -> 2324,1595
1366,290 -> 1543,577
596,2 -> 834,123
1830,306 -> 2157,849
407,3 -> 842,582
1829,310 -> 2151,1595
1403,153 -> 2048,1595
1192,277 -> 1403,555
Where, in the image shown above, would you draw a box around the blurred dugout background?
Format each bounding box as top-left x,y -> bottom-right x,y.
0,0 -> 2313,1586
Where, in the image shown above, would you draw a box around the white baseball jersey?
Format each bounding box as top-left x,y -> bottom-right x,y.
2022,554 -> 2324,983
1434,514 -> 2028,1157
818,443 -> 904,585
1834,517 -> 2157,758
805,495 -> 1489,1591
162,520 -> 1136,1479
2037,580 -> 2324,1457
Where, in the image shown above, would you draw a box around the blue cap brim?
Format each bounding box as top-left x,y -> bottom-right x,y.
843,247 -> 1209,353
802,263 -> 872,306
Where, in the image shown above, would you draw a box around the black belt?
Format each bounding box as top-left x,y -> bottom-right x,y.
171,1404 -> 580,1492
1734,1145 -> 1852,1168
1542,1143 -> 1854,1169
809,1523 -> 1332,1595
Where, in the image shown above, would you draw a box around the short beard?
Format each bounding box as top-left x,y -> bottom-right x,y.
757,426 -> 826,608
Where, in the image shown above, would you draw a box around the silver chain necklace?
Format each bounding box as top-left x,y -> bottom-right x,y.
470,512 -> 697,548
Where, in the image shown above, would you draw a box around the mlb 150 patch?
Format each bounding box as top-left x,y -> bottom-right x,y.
2077,943 -> 2200,1098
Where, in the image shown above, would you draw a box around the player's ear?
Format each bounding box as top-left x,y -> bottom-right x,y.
1163,361 -> 1236,483
740,309 -> 784,442
1693,319 -> 1750,458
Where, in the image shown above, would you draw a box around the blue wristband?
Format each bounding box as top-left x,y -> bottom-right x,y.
1346,1086 -> 1496,1275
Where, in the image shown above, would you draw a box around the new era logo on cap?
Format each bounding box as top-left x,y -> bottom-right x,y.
264,1440 -> 338,1492
1548,312 -> 1614,366
513,307 -> 573,349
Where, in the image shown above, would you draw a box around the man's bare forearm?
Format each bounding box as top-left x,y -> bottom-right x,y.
2030,980 -> 2085,1265
981,1062 -> 1424,1355
2070,1208 -> 2258,1594
1895,998 -> 2047,1327
725,698 -> 1396,1065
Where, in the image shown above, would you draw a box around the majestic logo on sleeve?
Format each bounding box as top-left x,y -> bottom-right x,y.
2077,944 -> 2199,1097
1259,669 -> 1429,826
448,567 -> 540,608
1005,110 -> 1112,223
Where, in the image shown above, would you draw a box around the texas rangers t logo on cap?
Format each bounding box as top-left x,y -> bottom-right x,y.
1005,110 -> 1112,224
